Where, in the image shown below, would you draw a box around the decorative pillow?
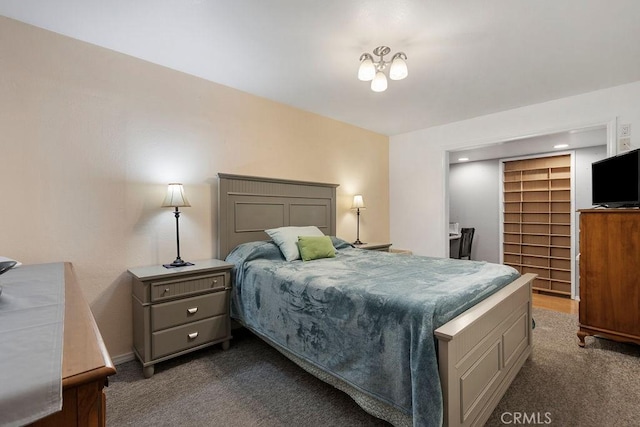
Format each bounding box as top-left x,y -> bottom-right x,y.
297,236 -> 336,261
265,226 -> 324,261
331,236 -> 355,250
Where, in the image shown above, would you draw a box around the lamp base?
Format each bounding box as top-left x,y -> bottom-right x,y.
163,259 -> 194,269
353,240 -> 365,245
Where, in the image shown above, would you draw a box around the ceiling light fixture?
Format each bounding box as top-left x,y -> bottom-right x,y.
458,157 -> 470,162
554,144 -> 569,149
358,46 -> 408,92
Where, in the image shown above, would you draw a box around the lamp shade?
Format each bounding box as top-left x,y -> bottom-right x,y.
162,183 -> 191,208
358,56 -> 376,81
371,71 -> 388,92
389,55 -> 408,80
351,194 -> 366,210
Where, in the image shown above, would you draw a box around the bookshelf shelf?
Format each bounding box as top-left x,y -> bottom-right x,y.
503,155 -> 572,296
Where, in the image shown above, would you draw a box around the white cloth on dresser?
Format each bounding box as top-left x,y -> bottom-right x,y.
0,263 -> 65,427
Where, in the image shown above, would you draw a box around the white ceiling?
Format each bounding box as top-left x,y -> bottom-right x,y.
2,0 -> 640,136
449,126 -> 607,164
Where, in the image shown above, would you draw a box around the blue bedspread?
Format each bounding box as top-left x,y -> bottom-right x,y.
226,239 -> 519,426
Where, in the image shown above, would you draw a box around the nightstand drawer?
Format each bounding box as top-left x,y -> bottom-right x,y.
152,315 -> 227,359
151,292 -> 227,331
151,273 -> 226,302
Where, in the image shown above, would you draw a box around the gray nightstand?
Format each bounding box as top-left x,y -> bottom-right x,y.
129,259 -> 234,378
354,242 -> 392,252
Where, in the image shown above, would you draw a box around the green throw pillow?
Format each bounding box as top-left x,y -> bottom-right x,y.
297,236 -> 336,261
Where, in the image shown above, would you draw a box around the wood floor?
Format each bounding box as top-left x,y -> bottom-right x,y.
532,292 -> 578,314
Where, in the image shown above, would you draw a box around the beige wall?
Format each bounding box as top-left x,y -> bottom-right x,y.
0,17 -> 389,358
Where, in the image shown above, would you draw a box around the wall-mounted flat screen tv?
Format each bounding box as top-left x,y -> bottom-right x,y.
592,148 -> 640,207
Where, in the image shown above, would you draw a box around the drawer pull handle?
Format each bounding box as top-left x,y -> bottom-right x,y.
188,332 -> 199,340
212,279 -> 218,286
187,307 -> 198,315
164,288 -> 170,294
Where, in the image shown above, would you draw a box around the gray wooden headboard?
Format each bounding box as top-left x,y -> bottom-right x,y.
217,173 -> 339,259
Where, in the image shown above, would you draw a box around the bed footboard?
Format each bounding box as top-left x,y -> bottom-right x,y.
435,273 -> 535,427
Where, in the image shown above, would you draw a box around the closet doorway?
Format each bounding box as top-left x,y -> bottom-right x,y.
448,125 -> 610,299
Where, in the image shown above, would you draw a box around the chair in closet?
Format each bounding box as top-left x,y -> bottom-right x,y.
457,227 -> 475,260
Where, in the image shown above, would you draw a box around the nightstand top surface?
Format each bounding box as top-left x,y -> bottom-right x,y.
128,259 -> 233,280
354,242 -> 392,250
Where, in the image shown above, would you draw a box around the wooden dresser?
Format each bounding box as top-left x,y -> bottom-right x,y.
31,263 -> 116,426
577,209 -> 640,346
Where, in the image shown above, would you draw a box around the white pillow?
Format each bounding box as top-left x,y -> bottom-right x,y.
0,256 -> 21,268
265,226 -> 324,261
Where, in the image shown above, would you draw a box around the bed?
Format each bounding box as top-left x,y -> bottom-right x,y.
218,173 -> 535,427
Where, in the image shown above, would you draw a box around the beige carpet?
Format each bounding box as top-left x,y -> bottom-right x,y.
107,308 -> 640,426
485,308 -> 640,426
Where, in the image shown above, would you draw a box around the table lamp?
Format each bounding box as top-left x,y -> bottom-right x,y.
351,194 -> 366,245
162,183 -> 194,268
